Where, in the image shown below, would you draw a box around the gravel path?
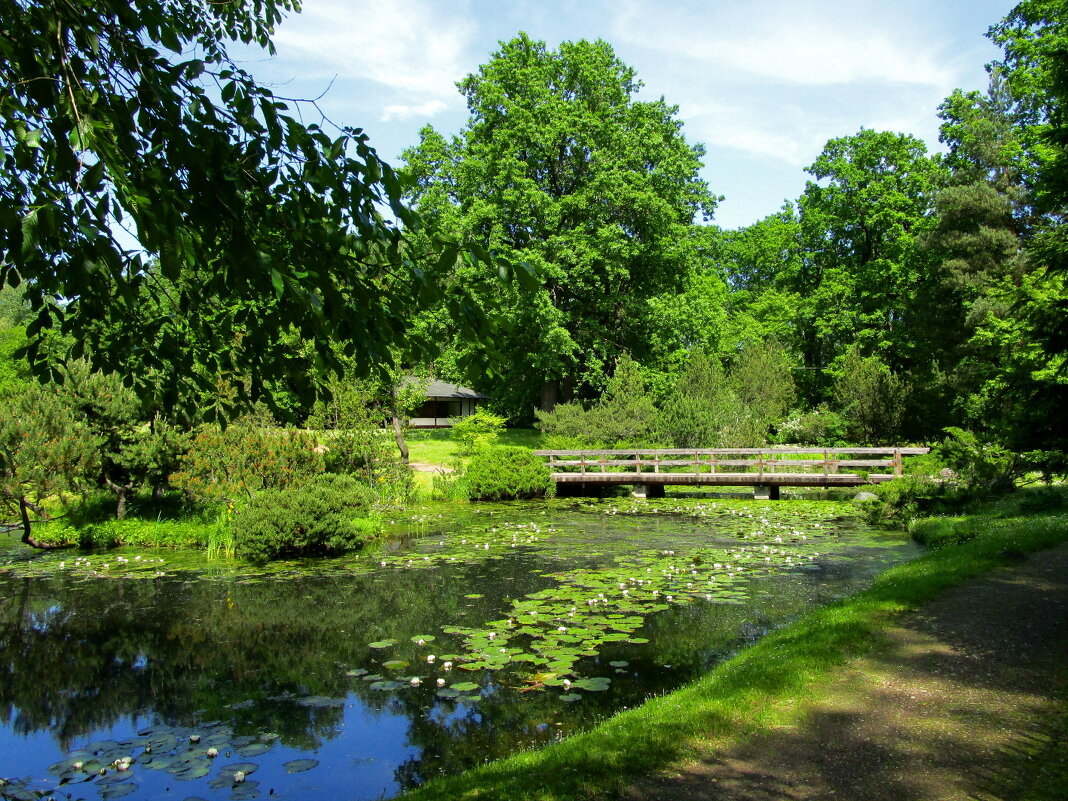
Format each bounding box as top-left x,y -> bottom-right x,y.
623,543 -> 1068,801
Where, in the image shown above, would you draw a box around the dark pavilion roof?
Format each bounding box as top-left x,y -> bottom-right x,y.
404,377 -> 489,400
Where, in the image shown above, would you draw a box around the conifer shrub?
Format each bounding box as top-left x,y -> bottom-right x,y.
232,474 -> 380,563
463,446 -> 553,501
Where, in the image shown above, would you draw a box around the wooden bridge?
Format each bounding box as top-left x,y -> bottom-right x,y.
534,447 -> 931,500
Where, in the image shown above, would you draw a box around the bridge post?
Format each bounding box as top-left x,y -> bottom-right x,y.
632,483 -> 665,499
753,484 -> 780,501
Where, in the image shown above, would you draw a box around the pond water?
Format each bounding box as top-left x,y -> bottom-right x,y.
0,496 -> 917,801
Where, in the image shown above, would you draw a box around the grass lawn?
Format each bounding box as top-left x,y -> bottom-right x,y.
405,428 -> 543,468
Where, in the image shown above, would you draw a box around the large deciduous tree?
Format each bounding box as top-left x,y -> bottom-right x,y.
0,0 -> 486,417
403,34 -> 717,418
791,129 -> 946,401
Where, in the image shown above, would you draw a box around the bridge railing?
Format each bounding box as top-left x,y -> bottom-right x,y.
533,447 -> 930,480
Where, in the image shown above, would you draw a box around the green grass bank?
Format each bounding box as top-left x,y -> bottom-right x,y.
398,488 -> 1068,801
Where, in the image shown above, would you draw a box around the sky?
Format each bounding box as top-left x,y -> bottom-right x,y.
232,0 -> 1019,230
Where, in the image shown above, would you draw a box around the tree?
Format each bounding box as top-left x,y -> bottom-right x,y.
536,354 -> 660,448
657,350 -> 738,448
0,384 -> 99,545
403,34 -> 717,418
794,131 -> 946,385
989,0 -> 1068,360
0,0 -> 492,417
832,348 -> 908,445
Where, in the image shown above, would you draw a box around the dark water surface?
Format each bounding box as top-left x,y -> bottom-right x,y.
0,497 -> 917,801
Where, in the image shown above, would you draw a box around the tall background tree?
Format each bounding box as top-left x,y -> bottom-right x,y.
403,34 -> 719,420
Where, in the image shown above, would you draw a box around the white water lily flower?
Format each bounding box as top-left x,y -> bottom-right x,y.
426,654 -> 436,662
443,661 -> 453,670
437,678 -> 446,686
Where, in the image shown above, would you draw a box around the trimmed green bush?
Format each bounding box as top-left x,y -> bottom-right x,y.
451,409 -> 507,455
232,474 -> 380,563
464,446 -> 553,501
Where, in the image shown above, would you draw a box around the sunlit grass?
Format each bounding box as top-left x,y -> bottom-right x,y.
400,499 -> 1068,801
406,428 -> 543,468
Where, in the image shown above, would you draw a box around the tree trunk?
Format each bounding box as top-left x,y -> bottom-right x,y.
540,379 -> 560,413
104,477 -> 131,519
392,413 -> 409,465
18,496 -> 65,550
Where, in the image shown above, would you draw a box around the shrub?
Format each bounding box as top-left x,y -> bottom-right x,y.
773,406 -> 848,446
172,422 -> 325,502
451,409 -> 507,455
536,355 -> 661,448
909,516 -> 979,548
231,474 -> 380,563
464,446 -> 553,501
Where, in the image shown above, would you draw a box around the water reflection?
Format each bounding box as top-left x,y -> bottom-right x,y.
0,500 -> 916,800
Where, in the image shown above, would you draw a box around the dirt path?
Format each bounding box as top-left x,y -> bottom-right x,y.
623,544 -> 1068,801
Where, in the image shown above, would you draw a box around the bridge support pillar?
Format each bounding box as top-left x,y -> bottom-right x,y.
632,483 -> 665,499
753,484 -> 780,501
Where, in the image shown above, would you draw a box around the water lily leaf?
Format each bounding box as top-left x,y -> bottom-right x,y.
450,682 -> 479,692
369,680 -> 405,691
173,763 -> 212,780
436,688 -> 460,699
571,677 -> 611,692
382,660 -> 409,670
236,742 -> 271,757
97,771 -> 135,785
345,668 -> 368,677
296,696 -> 344,708
368,639 -> 397,649
609,660 -> 629,668
464,593 -> 483,599
410,634 -> 436,643
283,758 -> 319,774
100,782 -> 139,798
559,693 -> 583,703
626,637 -> 649,644
219,762 -> 258,774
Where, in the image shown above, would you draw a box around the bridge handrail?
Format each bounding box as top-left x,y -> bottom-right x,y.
534,447 -> 930,478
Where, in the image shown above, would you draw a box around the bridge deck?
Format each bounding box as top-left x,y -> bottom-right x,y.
549,472 -> 896,487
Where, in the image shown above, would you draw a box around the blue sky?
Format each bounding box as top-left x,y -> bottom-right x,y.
234,0 -> 1019,230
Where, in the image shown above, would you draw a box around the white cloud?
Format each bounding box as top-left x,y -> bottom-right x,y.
270,0 -> 475,101
381,99 -> 449,121
604,0 -> 973,167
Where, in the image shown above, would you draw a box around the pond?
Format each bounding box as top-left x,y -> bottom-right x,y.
0,496 -> 917,801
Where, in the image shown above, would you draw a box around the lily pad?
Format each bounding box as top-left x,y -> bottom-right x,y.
559,693 -> 583,703
450,682 -> 480,692
410,634 -> 436,644
382,659 -> 410,670
218,762 -> 259,774
368,639 -> 397,649
283,758 -> 319,774
571,677 -> 612,692
100,782 -> 140,799
235,742 -> 272,758
296,696 -> 344,708
172,763 -> 212,780
369,680 -> 405,691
